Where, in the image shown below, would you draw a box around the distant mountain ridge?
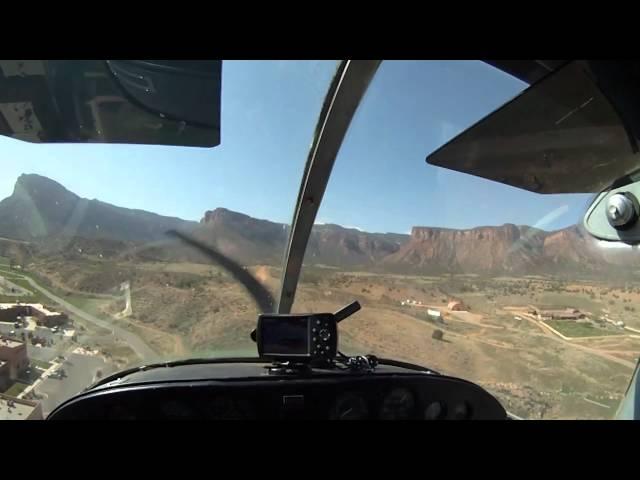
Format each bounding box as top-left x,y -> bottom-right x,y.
0,173 -> 633,276
0,174 -> 197,242
193,210 -> 615,276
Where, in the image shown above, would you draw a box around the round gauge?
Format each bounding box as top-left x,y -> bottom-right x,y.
161,400 -> 193,419
207,396 -> 254,420
452,401 -> 472,420
208,396 -> 237,419
380,388 -> 416,420
424,401 -> 446,420
330,393 -> 369,420
108,404 -> 137,420
235,398 -> 257,420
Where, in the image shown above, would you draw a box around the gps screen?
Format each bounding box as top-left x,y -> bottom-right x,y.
261,317 -> 309,355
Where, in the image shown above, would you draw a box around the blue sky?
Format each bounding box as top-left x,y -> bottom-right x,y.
0,60 -> 592,233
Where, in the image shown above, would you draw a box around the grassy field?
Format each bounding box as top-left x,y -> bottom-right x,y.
1,276 -> 36,296
64,295 -> 115,319
0,268 -> 51,304
545,320 -> 620,338
5,276 -> 34,291
0,293 -> 44,304
0,271 -> 24,281
3,381 -> 29,397
30,359 -> 52,370
7,267 -> 116,317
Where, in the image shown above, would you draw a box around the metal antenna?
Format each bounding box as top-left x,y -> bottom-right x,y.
334,301 -> 361,323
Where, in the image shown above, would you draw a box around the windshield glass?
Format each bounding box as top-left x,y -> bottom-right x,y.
0,60 -> 338,418
291,60 -> 638,420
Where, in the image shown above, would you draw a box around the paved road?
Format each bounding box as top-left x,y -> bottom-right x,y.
15,273 -> 159,364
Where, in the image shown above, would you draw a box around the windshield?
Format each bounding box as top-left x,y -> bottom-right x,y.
0,60 -> 338,418
2,60 -> 639,421
291,60 -> 639,420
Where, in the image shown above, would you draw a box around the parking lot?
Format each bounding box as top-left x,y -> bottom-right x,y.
27,344 -> 60,363
1,316 -> 72,347
35,353 -> 113,417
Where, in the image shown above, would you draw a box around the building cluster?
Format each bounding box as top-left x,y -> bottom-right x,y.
528,305 -> 587,321
401,298 -> 423,307
448,301 -> 469,312
599,314 -> 625,328
0,336 -> 42,419
426,308 -> 445,324
0,337 -> 28,390
0,303 -> 68,328
0,302 -> 71,420
399,299 -> 469,314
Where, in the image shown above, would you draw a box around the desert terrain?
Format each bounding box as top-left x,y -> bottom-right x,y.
2,173 -> 640,419
21,255 -> 640,419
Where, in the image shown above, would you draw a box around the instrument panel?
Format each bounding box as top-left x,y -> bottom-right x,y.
48,366 -> 507,420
